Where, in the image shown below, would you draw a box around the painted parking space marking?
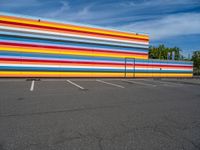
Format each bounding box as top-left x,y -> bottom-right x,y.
30,80 -> 35,91
67,80 -> 85,90
96,79 -> 125,88
123,80 -> 157,87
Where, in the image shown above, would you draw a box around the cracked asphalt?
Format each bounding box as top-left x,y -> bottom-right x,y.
0,78 -> 200,150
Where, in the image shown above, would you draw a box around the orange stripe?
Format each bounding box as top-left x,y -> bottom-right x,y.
1,44 -> 147,56
0,23 -> 149,43
0,15 -> 149,40
1,45 -> 148,59
0,72 -> 193,78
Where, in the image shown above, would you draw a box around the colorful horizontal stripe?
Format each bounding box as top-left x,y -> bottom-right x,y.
0,13 -> 193,78
0,26 -> 148,46
0,14 -> 149,42
0,71 -> 192,78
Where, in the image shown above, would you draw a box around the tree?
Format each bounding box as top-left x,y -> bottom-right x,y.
149,44 -> 182,60
191,51 -> 200,75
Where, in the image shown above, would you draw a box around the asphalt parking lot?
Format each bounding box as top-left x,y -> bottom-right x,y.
0,78 -> 200,150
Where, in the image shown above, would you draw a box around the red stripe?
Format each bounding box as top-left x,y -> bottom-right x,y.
0,58 -> 193,69
136,64 -> 192,68
0,57 -> 123,66
0,20 -> 149,42
0,41 -> 148,56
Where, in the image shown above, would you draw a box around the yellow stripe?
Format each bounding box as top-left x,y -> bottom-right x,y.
0,71 -> 123,77
0,15 -> 149,40
0,47 -> 148,59
135,73 -> 193,77
0,71 -> 193,78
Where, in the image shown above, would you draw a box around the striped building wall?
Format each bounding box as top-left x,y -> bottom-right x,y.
0,13 -> 193,77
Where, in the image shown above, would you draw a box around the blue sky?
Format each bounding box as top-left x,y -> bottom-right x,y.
0,0 -> 200,57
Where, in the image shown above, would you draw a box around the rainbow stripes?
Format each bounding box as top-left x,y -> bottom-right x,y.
0,13 -> 193,77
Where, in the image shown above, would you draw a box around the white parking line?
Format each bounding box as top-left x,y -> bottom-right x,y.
124,80 -> 157,87
30,80 -> 35,91
67,80 -> 85,90
96,79 -> 125,88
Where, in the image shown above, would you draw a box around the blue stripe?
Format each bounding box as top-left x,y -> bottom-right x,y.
0,31 -> 148,49
0,51 -> 125,62
0,51 -> 193,66
0,34 -> 149,53
0,66 -> 192,73
135,59 -> 193,65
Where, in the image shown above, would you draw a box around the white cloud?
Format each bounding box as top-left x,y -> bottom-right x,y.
118,13 -> 200,40
1,0 -> 200,41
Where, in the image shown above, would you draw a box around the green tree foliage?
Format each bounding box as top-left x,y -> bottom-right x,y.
191,51 -> 200,75
149,44 -> 182,60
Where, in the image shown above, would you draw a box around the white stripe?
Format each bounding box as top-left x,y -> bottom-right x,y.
67,80 -> 85,90
0,63 -> 193,71
1,31 -> 148,49
0,42 -> 147,56
0,63 -> 121,69
30,80 -> 35,91
0,63 -> 125,69
0,12 -> 149,35
0,55 -> 192,68
148,62 -> 192,66
0,26 -> 149,46
96,79 -> 125,88
136,68 -> 192,71
161,68 -> 192,71
0,12 -> 148,36
0,39 -> 148,54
